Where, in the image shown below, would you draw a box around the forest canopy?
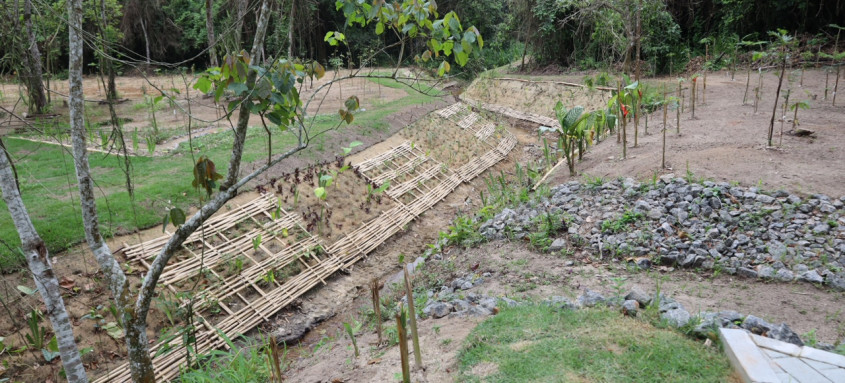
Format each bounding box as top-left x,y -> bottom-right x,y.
2,0 -> 843,80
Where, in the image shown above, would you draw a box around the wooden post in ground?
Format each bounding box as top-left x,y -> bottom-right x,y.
403,265 -> 422,370
662,84 -> 667,169
370,278 -> 382,345
396,308 -> 411,383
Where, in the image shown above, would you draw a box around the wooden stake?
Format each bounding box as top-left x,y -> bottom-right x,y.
834,66 -> 840,106
743,70 -> 751,105
824,69 -> 830,100
691,78 -> 697,119
662,85 -> 667,169
370,278 -> 382,345
403,265 -> 422,370
396,308 -> 411,383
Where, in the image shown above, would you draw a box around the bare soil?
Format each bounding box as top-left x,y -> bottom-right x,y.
528,69 -> 845,198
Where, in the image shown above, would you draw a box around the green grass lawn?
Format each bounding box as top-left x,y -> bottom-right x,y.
458,305 -> 735,383
0,78 -> 441,270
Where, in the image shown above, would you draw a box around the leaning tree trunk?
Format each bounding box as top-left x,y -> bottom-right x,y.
23,0 -> 48,114
205,0 -> 218,67
0,146 -> 89,383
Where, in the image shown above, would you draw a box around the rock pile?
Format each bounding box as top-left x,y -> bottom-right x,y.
479,175 -> 845,290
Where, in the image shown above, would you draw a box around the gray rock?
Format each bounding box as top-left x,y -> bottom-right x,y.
813,224 -> 831,234
742,315 -> 774,335
768,323 -> 804,347
662,308 -> 691,327
423,302 -> 452,319
756,194 -> 776,204
479,298 -> 498,311
737,267 -> 758,278
624,288 -> 651,308
452,299 -> 472,312
647,208 -> 664,220
634,200 -> 651,212
757,266 -> 776,279
693,312 -> 720,336
718,310 -> 744,327
621,300 -> 639,316
548,238 -> 567,252
576,289 -> 606,308
775,269 -> 795,282
798,270 -> 824,284
466,306 -> 492,316
768,241 -> 787,261
460,281 -> 473,290
826,273 -> 845,291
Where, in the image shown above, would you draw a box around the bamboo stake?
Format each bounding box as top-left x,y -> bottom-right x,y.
662,85 -> 667,169
780,89 -> 790,147
403,265 -> 422,369
743,70 -> 751,105
834,66 -> 840,106
824,68 -> 830,100
371,278 -> 383,345
691,77 -> 697,119
397,307 -> 411,383
754,68 -> 762,113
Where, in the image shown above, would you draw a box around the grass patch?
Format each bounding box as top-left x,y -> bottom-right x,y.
458,305 -> 735,383
0,78 -> 440,270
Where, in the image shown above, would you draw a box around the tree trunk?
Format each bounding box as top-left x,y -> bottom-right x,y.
237,0 -> 248,48
0,147 -> 89,383
141,18 -> 151,64
23,0 -> 48,114
206,0 -> 218,67
221,0 -> 271,192
634,0 -> 641,81
288,0 -> 295,58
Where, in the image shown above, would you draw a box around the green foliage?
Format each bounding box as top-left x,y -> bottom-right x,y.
600,209 -> 643,233
458,304 -> 733,382
333,0 -> 484,73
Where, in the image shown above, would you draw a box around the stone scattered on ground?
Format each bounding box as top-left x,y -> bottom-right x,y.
477,177 -> 845,291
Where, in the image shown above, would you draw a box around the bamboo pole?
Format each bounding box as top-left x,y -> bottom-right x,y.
403,265 -> 422,369
397,308 -> 411,383
371,278 -> 383,345
662,85 -> 667,169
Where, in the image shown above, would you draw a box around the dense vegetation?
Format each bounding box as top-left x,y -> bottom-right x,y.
2,0 -> 843,83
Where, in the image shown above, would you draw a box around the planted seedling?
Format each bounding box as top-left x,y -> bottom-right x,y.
789,99 -> 810,131
767,29 -> 796,147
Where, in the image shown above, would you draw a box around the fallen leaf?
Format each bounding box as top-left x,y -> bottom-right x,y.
367,358 -> 382,365
83,283 -> 95,292
59,276 -> 76,290
331,378 -> 345,383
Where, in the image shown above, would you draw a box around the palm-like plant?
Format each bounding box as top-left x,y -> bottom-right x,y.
789,100 -> 810,131
554,102 -> 589,176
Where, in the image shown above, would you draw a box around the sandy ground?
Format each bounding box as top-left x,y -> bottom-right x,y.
538,69 -> 845,198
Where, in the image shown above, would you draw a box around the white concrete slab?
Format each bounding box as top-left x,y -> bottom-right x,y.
799,347 -> 845,368
720,328 -> 781,383
773,357 -> 832,383
752,334 -> 803,357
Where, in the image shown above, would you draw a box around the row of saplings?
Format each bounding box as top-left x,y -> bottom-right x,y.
548,27 -> 842,179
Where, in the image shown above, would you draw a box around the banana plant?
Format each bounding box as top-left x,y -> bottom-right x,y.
554,102 -> 590,176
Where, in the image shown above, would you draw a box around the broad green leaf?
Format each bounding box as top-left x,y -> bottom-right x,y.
376,22 -> 385,35
194,77 -> 212,94
314,187 -> 327,200
438,61 -> 451,77
345,96 -> 360,111
104,322 -> 124,339
169,208 -> 186,226
17,285 -> 37,296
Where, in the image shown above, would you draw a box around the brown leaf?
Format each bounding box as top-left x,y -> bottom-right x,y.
59,276 -> 75,290
367,358 -> 382,365
331,378 -> 345,383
